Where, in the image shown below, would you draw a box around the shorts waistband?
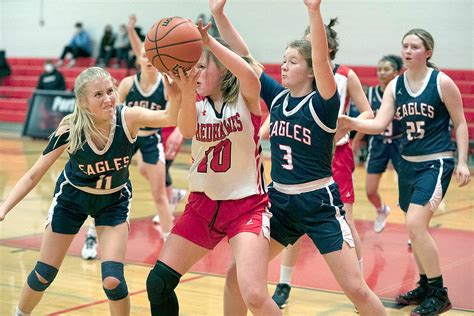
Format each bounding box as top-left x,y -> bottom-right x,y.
63,172 -> 126,195
273,177 -> 334,195
402,151 -> 454,162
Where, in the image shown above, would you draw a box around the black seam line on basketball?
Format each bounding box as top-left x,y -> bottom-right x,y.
144,37 -> 202,52
155,54 -> 200,63
154,38 -> 203,50
150,20 -> 190,42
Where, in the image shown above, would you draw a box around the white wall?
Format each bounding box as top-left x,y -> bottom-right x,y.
1,0 -> 472,69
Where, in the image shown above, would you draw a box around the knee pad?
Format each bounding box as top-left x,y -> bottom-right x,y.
27,261 -> 58,292
146,261 -> 181,305
101,261 -> 128,301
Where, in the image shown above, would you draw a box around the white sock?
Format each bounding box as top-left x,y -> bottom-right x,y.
16,306 -> 31,316
279,264 -> 294,285
87,223 -> 96,237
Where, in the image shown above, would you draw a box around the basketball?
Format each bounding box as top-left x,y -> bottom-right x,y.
144,17 -> 203,73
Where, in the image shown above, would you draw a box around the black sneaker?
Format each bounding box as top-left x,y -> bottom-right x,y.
272,283 -> 291,309
410,287 -> 452,316
396,283 -> 429,305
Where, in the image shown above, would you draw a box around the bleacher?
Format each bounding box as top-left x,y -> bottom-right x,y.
0,57 -> 473,139
0,57 -> 129,123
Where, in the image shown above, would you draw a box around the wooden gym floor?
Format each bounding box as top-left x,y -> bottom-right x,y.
0,136 -> 473,315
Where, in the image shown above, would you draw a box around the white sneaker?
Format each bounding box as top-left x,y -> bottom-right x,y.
373,205 -> 390,233
81,235 -> 97,260
152,214 -> 160,224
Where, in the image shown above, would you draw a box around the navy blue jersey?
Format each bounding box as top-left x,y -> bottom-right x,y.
53,105 -> 136,193
394,69 -> 454,156
368,85 -> 403,141
260,72 -> 340,184
125,73 -> 166,131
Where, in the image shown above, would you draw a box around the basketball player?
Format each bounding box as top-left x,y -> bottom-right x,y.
144,21 -> 281,316
352,55 -> 404,233
209,0 -> 386,314
0,67 -> 185,316
117,46 -> 174,237
270,17 -> 373,309
339,28 -> 470,316
128,14 -> 187,213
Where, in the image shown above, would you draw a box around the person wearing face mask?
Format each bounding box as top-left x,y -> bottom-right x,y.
56,22 -> 92,68
96,25 -> 116,68
36,59 -> 66,91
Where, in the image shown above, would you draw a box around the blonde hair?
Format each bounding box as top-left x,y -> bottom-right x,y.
402,28 -> 438,70
59,67 -> 116,153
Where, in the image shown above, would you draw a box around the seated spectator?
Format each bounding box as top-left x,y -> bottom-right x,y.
96,24 -> 116,67
111,24 -> 132,68
56,22 -> 92,67
36,59 -> 66,91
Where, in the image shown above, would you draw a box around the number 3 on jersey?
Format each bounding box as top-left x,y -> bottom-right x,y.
198,139 -> 232,173
279,144 -> 293,170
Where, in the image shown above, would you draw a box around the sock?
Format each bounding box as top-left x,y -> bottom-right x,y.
279,265 -> 294,285
375,205 -> 384,213
15,306 -> 31,316
428,275 -> 443,289
419,274 -> 428,286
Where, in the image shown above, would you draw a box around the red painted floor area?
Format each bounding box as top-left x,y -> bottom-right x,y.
2,217 -> 473,310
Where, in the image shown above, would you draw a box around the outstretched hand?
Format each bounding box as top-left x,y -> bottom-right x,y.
197,19 -> 212,45
167,67 -> 201,95
128,14 -> 137,29
162,74 -> 180,101
304,0 -> 322,10
209,0 -> 227,15
337,115 -> 353,131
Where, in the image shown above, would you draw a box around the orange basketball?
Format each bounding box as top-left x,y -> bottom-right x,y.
144,17 -> 203,73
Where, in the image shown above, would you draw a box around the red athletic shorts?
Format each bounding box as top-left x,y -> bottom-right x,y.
171,192 -> 271,250
332,142 -> 355,204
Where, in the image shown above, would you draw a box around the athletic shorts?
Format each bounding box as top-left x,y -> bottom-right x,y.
332,142 -> 355,204
45,172 -> 132,234
268,181 -> 354,255
132,133 -> 164,165
398,157 -> 454,212
366,137 -> 402,174
171,192 -> 271,250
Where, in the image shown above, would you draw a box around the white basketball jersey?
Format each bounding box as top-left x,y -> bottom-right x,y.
189,94 -> 265,200
334,65 -> 351,146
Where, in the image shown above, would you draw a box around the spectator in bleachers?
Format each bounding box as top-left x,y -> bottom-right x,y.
112,24 -> 132,68
36,59 -> 66,91
56,22 -> 92,68
96,24 -> 116,68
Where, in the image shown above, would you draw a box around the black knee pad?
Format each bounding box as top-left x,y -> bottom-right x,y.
27,261 -> 58,292
146,261 -> 181,305
101,261 -> 128,301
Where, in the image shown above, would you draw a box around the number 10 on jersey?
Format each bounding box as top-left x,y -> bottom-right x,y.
198,139 -> 232,173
